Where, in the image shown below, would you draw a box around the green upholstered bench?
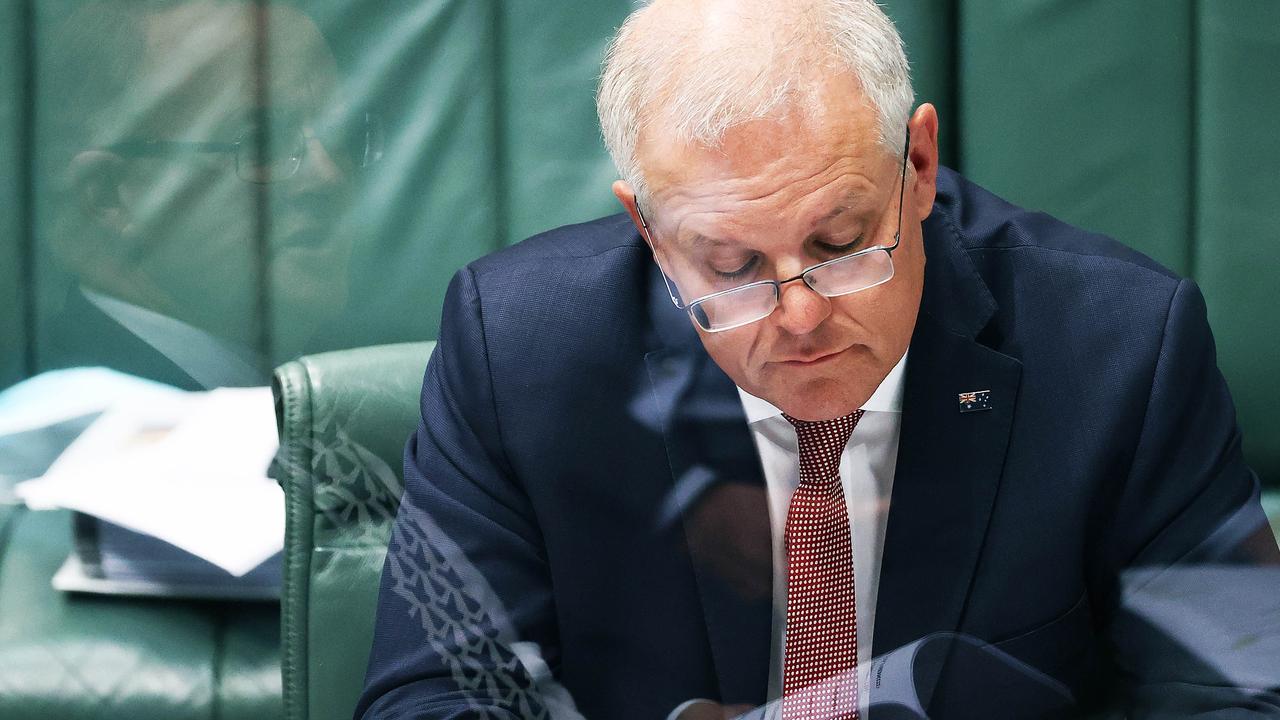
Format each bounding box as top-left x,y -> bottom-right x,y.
0,504 -> 282,720
271,342 -> 434,720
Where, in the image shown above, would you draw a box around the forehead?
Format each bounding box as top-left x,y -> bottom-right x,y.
129,4 -> 336,135
638,75 -> 889,227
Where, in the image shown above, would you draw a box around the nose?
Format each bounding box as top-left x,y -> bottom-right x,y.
772,280 -> 831,336
288,129 -> 345,196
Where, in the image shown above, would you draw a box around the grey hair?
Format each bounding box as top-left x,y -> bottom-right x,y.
597,0 -> 914,206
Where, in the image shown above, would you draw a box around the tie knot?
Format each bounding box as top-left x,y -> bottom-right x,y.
782,410 -> 864,484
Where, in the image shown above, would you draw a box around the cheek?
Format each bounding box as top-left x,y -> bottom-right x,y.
697,328 -> 764,379
869,266 -> 925,348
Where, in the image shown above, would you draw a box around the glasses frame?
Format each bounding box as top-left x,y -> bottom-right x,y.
107,135 -> 301,184
105,112 -> 384,184
637,129 -> 911,333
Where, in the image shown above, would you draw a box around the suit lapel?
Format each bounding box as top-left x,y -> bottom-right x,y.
872,312 -> 1022,655
642,265 -> 773,707
873,210 -> 1023,662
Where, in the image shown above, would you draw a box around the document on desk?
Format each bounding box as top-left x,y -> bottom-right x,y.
0,366 -> 182,438
17,386 -> 283,577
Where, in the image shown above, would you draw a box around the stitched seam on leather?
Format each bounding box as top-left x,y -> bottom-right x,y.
279,362 -> 300,720
279,360 -> 314,720
211,609 -> 226,720
295,359 -> 315,720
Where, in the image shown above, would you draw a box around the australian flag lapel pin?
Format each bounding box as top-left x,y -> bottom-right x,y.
958,390 -> 992,413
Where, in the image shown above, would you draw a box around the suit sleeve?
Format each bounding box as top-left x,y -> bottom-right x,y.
1102,278 -> 1280,717
354,266 -> 569,719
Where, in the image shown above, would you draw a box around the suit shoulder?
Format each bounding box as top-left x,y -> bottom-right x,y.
466,213 -> 644,279
932,167 -> 1182,288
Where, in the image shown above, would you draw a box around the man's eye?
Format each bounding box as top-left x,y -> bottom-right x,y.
712,255 -> 759,280
818,236 -> 865,254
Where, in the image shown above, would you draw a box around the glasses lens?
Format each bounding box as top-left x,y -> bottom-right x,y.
236,130 -> 304,183
689,282 -> 778,332
805,249 -> 894,297
360,113 -> 385,168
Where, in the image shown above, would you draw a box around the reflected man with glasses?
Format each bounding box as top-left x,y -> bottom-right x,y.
43,1 -> 380,387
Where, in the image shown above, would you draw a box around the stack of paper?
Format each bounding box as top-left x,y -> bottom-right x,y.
4,369 -> 284,598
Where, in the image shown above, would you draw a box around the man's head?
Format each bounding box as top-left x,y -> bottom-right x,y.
46,0 -> 357,354
599,0 -> 940,421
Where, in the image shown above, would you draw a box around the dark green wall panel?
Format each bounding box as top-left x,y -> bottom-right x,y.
958,0 -> 1195,275
0,0 -> 27,388
266,0 -> 503,361
883,0 -> 959,167
498,1 -> 632,245
1194,0 -> 1280,483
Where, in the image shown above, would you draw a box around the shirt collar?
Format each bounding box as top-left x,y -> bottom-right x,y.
81,286 -> 264,388
736,349 -> 909,424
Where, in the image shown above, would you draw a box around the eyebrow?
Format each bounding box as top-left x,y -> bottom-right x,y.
816,188 -> 878,225
678,189 -> 875,249
686,233 -> 736,250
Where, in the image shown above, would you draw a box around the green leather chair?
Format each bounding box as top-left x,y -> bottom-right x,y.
271,342 -> 434,720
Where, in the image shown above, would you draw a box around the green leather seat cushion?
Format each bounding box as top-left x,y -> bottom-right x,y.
0,507 -> 282,720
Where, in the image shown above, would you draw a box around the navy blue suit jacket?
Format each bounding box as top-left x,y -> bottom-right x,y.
357,168 -> 1280,719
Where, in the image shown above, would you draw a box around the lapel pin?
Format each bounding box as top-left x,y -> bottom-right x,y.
958,390 -> 992,413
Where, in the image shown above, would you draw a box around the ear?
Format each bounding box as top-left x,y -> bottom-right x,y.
906,103 -> 940,222
68,149 -> 131,235
612,180 -> 654,251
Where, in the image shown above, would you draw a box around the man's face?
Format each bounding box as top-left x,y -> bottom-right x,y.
58,1 -> 355,352
627,81 -> 938,421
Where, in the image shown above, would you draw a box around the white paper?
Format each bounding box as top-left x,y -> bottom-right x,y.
17,386 -> 283,577
0,367 -> 184,437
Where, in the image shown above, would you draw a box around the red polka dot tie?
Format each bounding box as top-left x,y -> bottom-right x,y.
781,410 -> 864,720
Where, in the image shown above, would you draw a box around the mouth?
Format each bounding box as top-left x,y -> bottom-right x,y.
776,346 -> 849,367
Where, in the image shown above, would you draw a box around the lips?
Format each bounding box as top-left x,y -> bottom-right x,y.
778,348 -> 846,366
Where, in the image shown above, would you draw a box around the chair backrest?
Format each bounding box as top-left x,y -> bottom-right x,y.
271,342 -> 433,720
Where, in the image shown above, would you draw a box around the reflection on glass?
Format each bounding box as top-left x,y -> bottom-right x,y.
41,0 -> 366,387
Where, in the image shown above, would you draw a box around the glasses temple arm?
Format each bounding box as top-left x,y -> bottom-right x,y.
635,203 -> 688,310
887,128 -> 910,252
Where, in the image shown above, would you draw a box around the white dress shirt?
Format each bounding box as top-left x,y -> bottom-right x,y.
739,349 -> 908,718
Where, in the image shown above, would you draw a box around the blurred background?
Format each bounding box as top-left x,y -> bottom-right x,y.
0,1 -> 1277,718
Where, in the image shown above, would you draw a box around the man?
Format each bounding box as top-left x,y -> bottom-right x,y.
42,0 -> 362,388
358,1 -> 1280,718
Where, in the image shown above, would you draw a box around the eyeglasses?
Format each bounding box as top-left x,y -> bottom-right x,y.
637,131 -> 910,333
107,112 -> 385,184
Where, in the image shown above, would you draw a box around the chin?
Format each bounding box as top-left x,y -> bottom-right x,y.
746,352 -> 874,420
755,375 -> 865,422
775,394 -> 862,422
